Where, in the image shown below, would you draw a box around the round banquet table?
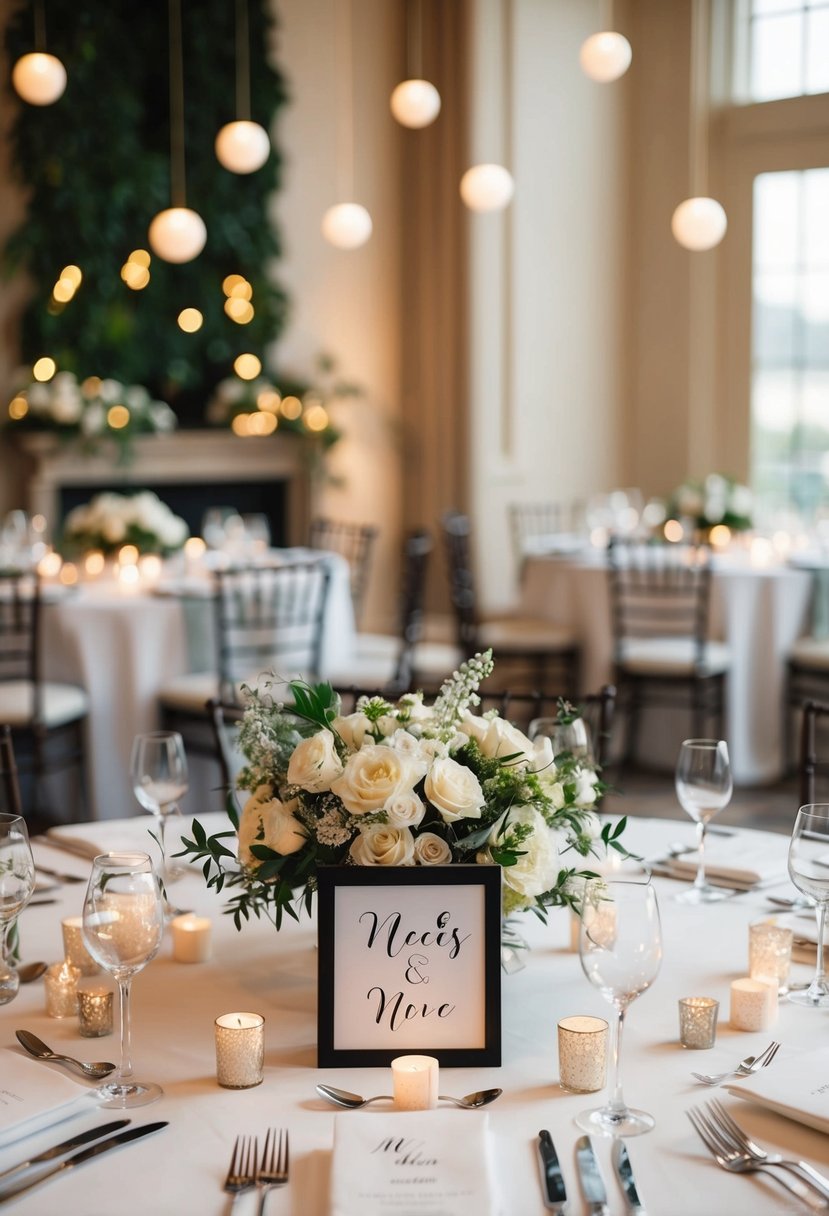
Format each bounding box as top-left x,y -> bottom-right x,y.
2,815 -> 828,1216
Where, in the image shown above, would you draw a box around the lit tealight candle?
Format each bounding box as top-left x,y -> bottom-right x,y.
171,913 -> 212,963
44,960 -> 81,1018
729,977 -> 777,1031
391,1055 -> 439,1111
61,915 -> 100,976
77,978 -> 114,1037
215,1013 -> 265,1089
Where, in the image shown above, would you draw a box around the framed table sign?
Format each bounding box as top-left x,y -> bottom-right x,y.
317,865 -> 502,1068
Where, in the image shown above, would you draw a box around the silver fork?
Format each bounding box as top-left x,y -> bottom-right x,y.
255,1127 -> 289,1215
224,1135 -> 258,1209
708,1099 -> 829,1203
692,1039 -> 780,1086
687,1106 -> 821,1209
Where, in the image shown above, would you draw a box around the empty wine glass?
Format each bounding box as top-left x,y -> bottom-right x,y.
674,739 -> 733,904
787,804 -> 829,1008
0,814 -> 35,1004
529,716 -> 594,764
82,852 -> 164,1107
576,876 -> 662,1136
130,731 -> 188,898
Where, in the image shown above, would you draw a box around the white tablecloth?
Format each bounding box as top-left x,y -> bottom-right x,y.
40,551 -> 356,820
1,817 -> 827,1215
520,551 -> 812,784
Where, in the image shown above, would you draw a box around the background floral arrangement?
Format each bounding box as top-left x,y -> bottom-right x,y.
61,490 -> 189,557
181,652 -> 627,930
668,473 -> 753,532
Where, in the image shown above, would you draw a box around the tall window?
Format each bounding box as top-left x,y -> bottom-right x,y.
745,0 -> 829,101
751,168 -> 829,515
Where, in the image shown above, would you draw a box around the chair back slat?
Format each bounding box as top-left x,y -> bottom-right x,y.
0,724 -> 23,818
309,517 -> 378,626
0,572 -> 39,685
391,530 -> 433,691
799,698 -> 829,807
440,510 -> 479,654
607,540 -> 713,657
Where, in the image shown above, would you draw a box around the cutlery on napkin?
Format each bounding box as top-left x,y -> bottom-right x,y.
0,1051 -> 96,1150
726,1045 -> 829,1135
655,838 -> 788,891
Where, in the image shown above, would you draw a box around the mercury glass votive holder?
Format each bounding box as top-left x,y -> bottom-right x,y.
44,960 -> 81,1019
77,978 -> 114,1037
749,920 -> 794,994
557,1015 -> 608,1092
61,916 -> 100,976
215,1013 -> 265,1089
679,996 -> 719,1048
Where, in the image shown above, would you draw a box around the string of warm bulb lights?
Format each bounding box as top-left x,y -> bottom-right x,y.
322,0 -> 373,250
11,0 -> 66,105
579,0 -> 632,83
390,0 -> 441,128
215,0 -> 271,173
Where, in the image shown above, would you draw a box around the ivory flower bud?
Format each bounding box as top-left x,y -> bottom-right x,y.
414,832 -> 452,865
424,757 -> 485,823
286,729 -> 343,792
350,824 -> 416,866
492,806 -> 559,898
384,790 -> 426,828
332,712 -> 372,750
238,788 -> 305,863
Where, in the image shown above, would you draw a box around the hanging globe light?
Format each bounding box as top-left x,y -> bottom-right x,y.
12,51 -> 66,105
321,203 -> 373,250
579,32 -> 632,83
460,164 -> 514,213
215,119 -> 270,174
148,207 -> 207,263
390,79 -> 441,128
671,197 -> 727,251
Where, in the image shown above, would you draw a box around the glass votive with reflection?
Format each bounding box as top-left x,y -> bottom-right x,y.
749,919 -> 794,994
62,915 -> 100,976
44,960 -> 81,1018
557,1015 -> 608,1092
215,1013 -> 265,1089
678,996 -> 719,1049
77,978 -> 114,1037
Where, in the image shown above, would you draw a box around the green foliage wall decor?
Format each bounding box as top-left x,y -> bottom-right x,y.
4,0 -> 289,424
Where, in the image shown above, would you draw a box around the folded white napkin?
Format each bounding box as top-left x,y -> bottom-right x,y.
46,812 -> 230,861
664,837 -> 788,890
727,1046 -> 829,1135
329,1111 -> 500,1216
0,1051 -> 95,1149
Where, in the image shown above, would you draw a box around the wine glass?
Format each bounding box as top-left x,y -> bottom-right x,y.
0,813 -> 35,1004
576,876 -> 662,1136
674,739 -> 733,903
787,804 -> 829,1008
81,852 -> 164,1107
130,731 -> 188,897
529,716 -> 594,764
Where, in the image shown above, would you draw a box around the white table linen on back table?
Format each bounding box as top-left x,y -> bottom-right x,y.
1,816 -> 828,1216
520,551 -> 811,784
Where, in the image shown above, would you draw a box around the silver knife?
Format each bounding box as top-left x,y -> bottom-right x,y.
0,1122 -> 167,1204
537,1129 -> 568,1212
614,1140 -> 646,1214
575,1134 -> 609,1216
0,1119 -> 130,1184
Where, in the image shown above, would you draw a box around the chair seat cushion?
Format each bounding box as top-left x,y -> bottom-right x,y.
326,633 -> 400,690
0,680 -> 89,727
617,637 -> 731,677
478,616 -> 577,654
790,637 -> 829,670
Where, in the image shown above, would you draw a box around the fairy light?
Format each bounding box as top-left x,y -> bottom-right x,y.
280,395 -> 302,420
8,396 -> 28,420
233,353 -> 261,380
303,404 -> 329,432
33,357 -> 56,381
178,308 -> 203,332
222,274 -> 246,296
664,519 -> 684,543
107,405 -> 130,429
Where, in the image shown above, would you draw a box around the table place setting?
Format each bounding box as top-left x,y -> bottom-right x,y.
0,1051 -> 97,1149
725,1045 -> 829,1136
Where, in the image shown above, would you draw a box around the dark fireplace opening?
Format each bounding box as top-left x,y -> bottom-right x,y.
58,481 -> 288,547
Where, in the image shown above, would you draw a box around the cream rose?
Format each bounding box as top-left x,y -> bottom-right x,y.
350,824 -> 415,866
332,712 -> 372,750
424,757 -> 485,823
463,712 -> 535,764
286,730 -> 344,792
238,788 -> 305,864
574,771 -> 599,806
491,805 -> 559,898
331,745 -> 420,815
384,791 -> 426,829
413,832 -> 452,865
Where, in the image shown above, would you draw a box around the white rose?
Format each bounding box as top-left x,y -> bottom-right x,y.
386,729 -> 420,756
238,786 -> 305,864
574,771 -> 598,806
375,714 -> 399,737
81,403 -> 105,435
579,811 -> 602,840
424,756 -> 485,824
384,790 -> 425,828
332,712 -> 372,750
530,736 -> 555,775
492,806 -> 560,898
287,730 -> 344,792
331,745 -> 419,815
51,394 -> 82,423
102,516 -> 127,543
416,737 -> 449,762
414,832 -> 452,865
463,712 -> 535,764
99,379 -> 122,404
350,824 -> 415,866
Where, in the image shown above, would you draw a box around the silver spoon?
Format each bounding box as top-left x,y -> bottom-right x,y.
316,1083 -> 502,1110
15,1029 -> 116,1080
17,961 -> 48,984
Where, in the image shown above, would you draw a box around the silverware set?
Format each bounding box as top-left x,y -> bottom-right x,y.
691,1038 -> 780,1086
223,1129 -> 290,1214
537,1130 -> 646,1214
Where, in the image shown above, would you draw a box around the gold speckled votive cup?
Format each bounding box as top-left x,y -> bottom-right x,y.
557,1015 -> 608,1093
679,996 -> 719,1049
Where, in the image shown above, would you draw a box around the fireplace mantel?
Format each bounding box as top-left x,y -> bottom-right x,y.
22,430 -> 311,544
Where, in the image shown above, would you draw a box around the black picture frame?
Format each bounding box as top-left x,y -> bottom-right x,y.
317,864 -> 502,1068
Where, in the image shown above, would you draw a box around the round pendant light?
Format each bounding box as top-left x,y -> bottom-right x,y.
148,207 -> 207,263
671,197 -> 727,252
579,31 -> 632,82
321,203 -> 373,250
460,163 -> 514,213
215,119 -> 270,174
390,78 -> 441,128
12,51 -> 67,105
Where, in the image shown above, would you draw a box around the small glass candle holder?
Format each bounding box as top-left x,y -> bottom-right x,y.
730,977 -> 777,1031
678,997 -> 719,1049
61,916 -> 100,976
44,960 -> 81,1018
171,913 -> 212,963
77,978 -> 114,1037
749,920 -> 794,995
391,1055 -> 440,1110
557,1015 -> 608,1092
215,1013 -> 265,1089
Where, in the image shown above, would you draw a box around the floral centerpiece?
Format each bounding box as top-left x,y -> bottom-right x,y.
61,490 -> 189,558
668,473 -> 753,533
180,651 -> 628,931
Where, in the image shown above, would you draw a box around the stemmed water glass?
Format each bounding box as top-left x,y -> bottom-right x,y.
0,814 -> 35,1004
576,876 -> 662,1137
81,852 -> 164,1107
130,731 -> 188,895
674,738 -> 733,903
787,804 -> 829,1008
529,717 -> 594,764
